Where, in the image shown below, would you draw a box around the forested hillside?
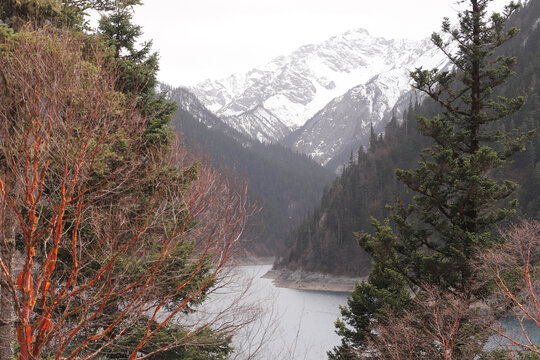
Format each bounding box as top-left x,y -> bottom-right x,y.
277,0 -> 540,277
168,87 -> 335,255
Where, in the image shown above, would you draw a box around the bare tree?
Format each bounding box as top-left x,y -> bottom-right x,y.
367,285 -> 487,360
480,219 -> 540,357
0,27 -> 256,360
367,220 -> 540,360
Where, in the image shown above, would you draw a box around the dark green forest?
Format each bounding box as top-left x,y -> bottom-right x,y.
167,87 -> 335,255
277,0 -> 540,277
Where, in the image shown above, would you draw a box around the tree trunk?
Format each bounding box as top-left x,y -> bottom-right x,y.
0,249 -> 15,360
0,191 -> 17,359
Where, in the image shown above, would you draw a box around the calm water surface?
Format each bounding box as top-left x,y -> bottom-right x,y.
204,264 -> 350,360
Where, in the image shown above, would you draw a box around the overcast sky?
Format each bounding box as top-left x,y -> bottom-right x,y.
129,0 -> 509,87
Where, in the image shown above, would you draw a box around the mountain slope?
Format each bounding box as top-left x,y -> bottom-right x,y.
276,104 -> 432,276
166,86 -> 335,255
222,105 -> 290,143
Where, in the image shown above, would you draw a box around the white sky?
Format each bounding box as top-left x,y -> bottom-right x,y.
130,0 -> 510,87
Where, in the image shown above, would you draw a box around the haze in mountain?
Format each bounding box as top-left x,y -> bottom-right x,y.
161,27 -> 451,258
164,85 -> 335,256
132,0 -> 510,86
154,1 -> 528,267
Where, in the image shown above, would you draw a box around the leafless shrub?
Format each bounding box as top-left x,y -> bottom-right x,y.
480,219 -> 540,356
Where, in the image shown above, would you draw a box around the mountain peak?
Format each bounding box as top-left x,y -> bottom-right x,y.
190,28 -> 441,147
340,27 -> 371,39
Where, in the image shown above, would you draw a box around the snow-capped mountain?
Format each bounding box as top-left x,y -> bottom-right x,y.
163,84 -> 222,128
221,105 -> 291,143
191,28 -> 446,146
285,39 -> 448,166
162,85 -> 250,144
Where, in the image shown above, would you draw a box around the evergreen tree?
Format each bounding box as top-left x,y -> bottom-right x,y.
98,9 -> 176,146
331,1 -> 534,358
331,220 -> 410,360
369,123 -> 378,152
0,0 -> 139,30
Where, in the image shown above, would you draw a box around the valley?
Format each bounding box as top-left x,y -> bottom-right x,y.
0,0 -> 537,359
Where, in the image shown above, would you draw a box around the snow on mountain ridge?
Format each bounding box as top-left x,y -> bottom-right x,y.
191,28 -> 435,138
221,105 -> 291,144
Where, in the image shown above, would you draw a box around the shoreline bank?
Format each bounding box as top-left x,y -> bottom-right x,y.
263,268 -> 366,293
231,256 -> 275,266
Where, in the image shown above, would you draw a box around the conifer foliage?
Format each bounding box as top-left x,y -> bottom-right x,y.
0,0 -> 140,30
395,0 -> 531,295
331,1 -> 535,358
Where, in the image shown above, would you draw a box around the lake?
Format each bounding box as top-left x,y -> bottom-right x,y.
196,264 -> 539,360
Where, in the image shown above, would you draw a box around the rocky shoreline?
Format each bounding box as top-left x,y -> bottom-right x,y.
263,268 -> 367,293
230,256 -> 275,266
